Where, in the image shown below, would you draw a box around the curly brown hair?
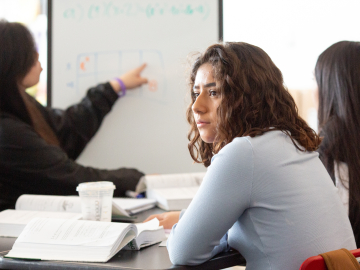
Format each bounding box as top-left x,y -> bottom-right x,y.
187,42 -> 321,167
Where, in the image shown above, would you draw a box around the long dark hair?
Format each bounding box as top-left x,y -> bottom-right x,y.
187,42 -> 321,167
316,41 -> 360,246
0,20 -> 36,124
0,20 -> 59,146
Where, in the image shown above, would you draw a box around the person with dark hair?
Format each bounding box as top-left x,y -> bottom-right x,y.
0,20 -> 148,210
145,42 -> 356,269
316,41 -> 360,247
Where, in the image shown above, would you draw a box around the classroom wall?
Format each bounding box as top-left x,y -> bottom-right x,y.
223,0 -> 360,131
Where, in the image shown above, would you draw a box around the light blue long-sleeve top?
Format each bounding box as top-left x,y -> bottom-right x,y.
167,130 -> 356,270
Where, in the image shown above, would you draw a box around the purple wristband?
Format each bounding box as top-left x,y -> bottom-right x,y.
114,78 -> 126,97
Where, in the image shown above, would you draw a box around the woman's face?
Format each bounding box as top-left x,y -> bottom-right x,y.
192,63 -> 222,143
20,53 -> 42,90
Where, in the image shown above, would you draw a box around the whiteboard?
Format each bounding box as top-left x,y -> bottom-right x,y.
50,0 -> 220,174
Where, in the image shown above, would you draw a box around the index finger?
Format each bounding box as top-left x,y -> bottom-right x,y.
143,214 -> 162,223
135,63 -> 147,73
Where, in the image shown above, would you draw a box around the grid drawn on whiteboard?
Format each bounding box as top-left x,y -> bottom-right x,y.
76,50 -> 166,103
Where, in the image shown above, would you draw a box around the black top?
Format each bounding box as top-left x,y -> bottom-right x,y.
0,83 -> 144,210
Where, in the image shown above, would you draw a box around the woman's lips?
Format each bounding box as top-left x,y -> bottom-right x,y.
196,121 -> 210,127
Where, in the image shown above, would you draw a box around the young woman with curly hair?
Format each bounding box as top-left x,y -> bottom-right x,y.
316,41 -> 360,247
145,42 -> 355,269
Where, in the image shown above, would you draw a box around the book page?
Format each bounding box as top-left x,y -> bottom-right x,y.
0,210 -> 81,225
16,218 -> 136,246
134,218 -> 160,234
159,230 -> 170,247
15,195 -> 81,213
124,218 -> 165,250
153,187 -> 199,199
15,195 -> 150,218
112,198 -> 156,211
110,201 -> 129,218
145,172 -> 206,189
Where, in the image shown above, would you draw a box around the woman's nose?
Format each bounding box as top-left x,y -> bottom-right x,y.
192,91 -> 206,114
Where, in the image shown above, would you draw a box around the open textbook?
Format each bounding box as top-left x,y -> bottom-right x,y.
15,194 -> 156,217
0,210 -> 82,237
124,218 -> 166,250
145,172 -> 206,210
5,218 -> 165,262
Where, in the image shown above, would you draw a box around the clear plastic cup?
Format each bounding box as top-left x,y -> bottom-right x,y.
76,181 -> 116,222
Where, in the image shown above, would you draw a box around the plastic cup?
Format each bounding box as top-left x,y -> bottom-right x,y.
76,181 -> 116,222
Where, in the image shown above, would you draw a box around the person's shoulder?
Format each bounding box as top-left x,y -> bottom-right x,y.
228,136 -> 254,150
209,136 -> 254,184
216,136 -> 254,160
227,133 -> 282,151
0,113 -> 36,142
0,113 -> 31,128
243,130 -> 294,150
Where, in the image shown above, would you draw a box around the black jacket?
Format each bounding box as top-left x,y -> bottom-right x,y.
0,83 -> 144,210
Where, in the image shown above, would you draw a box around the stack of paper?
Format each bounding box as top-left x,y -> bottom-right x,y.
145,172 -> 206,210
112,198 -> 156,216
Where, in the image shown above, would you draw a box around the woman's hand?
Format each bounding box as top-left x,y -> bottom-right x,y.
110,63 -> 148,93
143,211 -> 181,229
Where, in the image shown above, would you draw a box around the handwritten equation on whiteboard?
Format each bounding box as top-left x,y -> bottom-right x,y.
74,50 -> 166,103
62,2 -> 211,21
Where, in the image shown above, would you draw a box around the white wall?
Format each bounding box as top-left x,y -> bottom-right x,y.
223,0 -> 360,92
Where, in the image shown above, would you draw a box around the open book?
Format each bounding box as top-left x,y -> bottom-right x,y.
5,218 -> 165,262
145,172 -> 206,210
124,218 -> 166,250
0,209 -> 82,237
15,194 -> 156,218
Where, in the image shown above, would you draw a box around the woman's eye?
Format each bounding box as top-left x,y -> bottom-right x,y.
209,90 -> 217,96
192,92 -> 199,98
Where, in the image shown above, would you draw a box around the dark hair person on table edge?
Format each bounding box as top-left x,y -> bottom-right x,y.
0,20 -> 148,210
144,42 -> 356,269
316,41 -> 360,247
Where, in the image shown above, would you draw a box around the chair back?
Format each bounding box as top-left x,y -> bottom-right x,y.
300,249 -> 360,270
